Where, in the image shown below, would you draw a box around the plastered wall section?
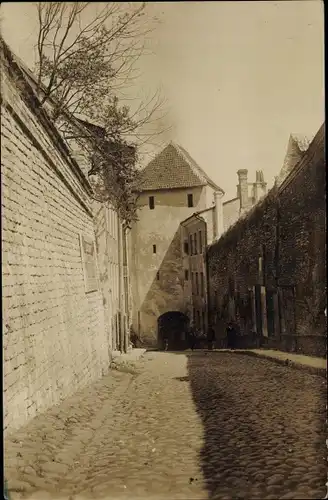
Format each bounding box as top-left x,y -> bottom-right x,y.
130,186 -> 208,344
93,202 -> 121,352
2,72 -> 109,432
223,198 -> 240,232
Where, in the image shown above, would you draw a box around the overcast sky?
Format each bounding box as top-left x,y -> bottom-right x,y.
1,1 -> 324,200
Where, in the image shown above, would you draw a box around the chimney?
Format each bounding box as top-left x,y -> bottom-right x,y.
213,191 -> 224,240
253,170 -> 267,203
237,169 -> 248,210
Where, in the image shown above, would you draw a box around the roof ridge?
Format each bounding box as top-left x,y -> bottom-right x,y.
173,143 -> 207,184
173,143 -> 224,193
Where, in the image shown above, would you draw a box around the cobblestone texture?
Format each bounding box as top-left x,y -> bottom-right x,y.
4,352 -> 327,500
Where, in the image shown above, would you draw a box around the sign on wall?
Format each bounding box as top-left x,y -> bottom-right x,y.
79,234 -> 99,293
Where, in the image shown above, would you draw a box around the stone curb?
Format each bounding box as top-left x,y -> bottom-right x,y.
233,350 -> 327,378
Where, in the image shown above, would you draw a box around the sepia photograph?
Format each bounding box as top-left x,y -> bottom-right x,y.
1,1 -> 326,499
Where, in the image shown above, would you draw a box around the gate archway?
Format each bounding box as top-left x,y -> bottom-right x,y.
157,311 -> 189,350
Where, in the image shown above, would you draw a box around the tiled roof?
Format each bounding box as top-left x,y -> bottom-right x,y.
138,142 -> 224,193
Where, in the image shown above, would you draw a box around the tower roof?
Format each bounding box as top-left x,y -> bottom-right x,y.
138,142 -> 224,193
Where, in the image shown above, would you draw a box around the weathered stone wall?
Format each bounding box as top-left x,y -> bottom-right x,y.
2,53 -> 110,432
130,186 -> 209,345
207,124 -> 326,357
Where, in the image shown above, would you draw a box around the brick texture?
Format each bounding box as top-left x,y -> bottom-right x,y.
207,124 -> 326,357
2,60 -> 110,432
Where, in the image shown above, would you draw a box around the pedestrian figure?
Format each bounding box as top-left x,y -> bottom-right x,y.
226,322 -> 236,350
207,325 -> 216,351
188,322 -> 196,351
163,335 -> 168,351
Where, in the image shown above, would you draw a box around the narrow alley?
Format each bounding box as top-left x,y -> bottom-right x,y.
5,352 -> 326,500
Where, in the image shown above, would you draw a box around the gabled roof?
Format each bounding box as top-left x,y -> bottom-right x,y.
276,133 -> 314,186
138,142 -> 224,193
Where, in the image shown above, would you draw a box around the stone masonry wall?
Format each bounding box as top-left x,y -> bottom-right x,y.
2,56 -> 110,432
207,124 -> 326,357
130,186 -> 208,346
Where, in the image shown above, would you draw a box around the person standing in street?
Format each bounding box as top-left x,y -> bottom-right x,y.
207,324 -> 216,351
226,322 -> 236,350
188,322 -> 196,351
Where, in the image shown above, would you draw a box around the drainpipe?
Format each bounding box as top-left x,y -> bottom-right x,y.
104,204 -> 113,355
117,213 -> 125,353
122,222 -> 130,352
194,214 -> 209,335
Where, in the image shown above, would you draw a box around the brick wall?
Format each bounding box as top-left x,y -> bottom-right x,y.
2,50 -> 111,432
207,124 -> 326,357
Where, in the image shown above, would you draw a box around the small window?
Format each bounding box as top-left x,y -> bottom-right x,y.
200,272 -> 204,296
184,241 -> 189,255
194,233 -> 198,254
188,193 -> 193,207
191,272 -> 194,294
195,272 -> 199,295
153,244 -> 156,254
184,269 -> 189,280
149,196 -> 155,209
199,230 -> 202,253
156,271 -> 160,280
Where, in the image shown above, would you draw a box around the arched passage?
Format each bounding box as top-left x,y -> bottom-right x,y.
157,311 -> 189,350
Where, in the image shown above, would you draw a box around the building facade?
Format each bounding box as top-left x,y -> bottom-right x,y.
180,215 -> 208,338
130,142 -> 224,346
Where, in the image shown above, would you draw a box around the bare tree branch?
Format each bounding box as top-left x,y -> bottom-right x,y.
33,1 -> 170,225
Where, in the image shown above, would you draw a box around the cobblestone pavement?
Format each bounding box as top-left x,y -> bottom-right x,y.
5,351 -> 327,500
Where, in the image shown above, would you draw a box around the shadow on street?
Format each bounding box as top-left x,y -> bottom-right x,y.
182,351 -> 326,500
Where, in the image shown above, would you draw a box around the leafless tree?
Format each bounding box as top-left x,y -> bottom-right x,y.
33,2 -> 171,224
34,2 -> 168,138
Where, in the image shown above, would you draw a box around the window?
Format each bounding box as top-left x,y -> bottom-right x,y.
184,241 -> 189,255
189,234 -> 193,255
187,193 -> 193,207
195,272 -> 199,295
191,272 -> 194,294
200,272 -> 204,296
184,269 -> 189,280
194,233 -> 198,254
199,230 -> 203,253
149,196 -> 155,209
153,244 -> 156,254
156,271 -> 160,280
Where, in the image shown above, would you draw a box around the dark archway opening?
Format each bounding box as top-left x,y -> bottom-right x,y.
157,311 -> 189,350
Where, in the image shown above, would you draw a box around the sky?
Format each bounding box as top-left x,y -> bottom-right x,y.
1,1 -> 324,201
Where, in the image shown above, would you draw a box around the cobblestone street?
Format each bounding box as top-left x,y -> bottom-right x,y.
5,351 -> 327,500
